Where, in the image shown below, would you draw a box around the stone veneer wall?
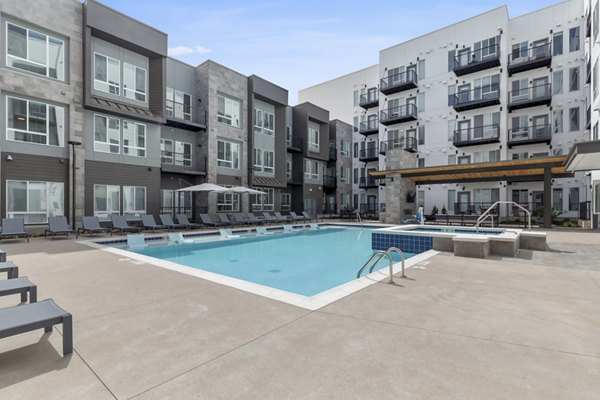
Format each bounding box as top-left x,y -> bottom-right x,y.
382,148 -> 417,224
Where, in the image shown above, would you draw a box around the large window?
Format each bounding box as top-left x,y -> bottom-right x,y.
251,187 -> 274,211
340,167 -> 350,183
281,193 -> 291,211
6,180 -> 64,224
552,188 -> 563,212
569,188 -> 579,211
123,63 -> 147,102
94,185 -> 120,217
340,140 -> 350,157
166,88 -> 192,120
308,126 -> 320,151
569,107 -> 580,131
217,187 -> 240,212
6,96 -> 64,146
553,109 -> 564,134
122,120 -> 146,157
217,140 -> 240,169
553,32 -> 563,56
304,159 -> 319,180
553,70 -> 563,95
94,114 -> 120,154
6,22 -> 64,80
217,95 -> 241,127
254,148 -> 274,173
94,53 -> 120,95
569,67 -> 580,92
123,186 -> 146,215
569,27 -> 580,52
160,139 -> 192,167
254,108 -> 274,135
161,190 -> 191,213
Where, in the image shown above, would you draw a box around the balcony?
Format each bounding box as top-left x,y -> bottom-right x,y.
453,124 -> 500,147
453,43 -> 501,77
380,69 -> 418,95
379,137 -> 417,155
287,170 -> 303,186
359,177 -> 378,189
380,104 -> 418,125
323,175 -> 337,189
453,87 -> 500,112
507,42 -> 552,76
359,117 -> 379,136
286,136 -> 303,153
507,124 -> 552,148
359,146 -> 379,162
161,151 -> 206,175
165,101 -> 206,131
329,146 -> 337,161
359,92 -> 379,109
507,83 -> 552,111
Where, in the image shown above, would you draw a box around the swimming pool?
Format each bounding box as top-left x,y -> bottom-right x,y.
128,227 -> 417,297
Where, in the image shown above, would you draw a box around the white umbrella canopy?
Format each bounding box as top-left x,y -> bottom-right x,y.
176,183 -> 229,192
228,186 -> 267,195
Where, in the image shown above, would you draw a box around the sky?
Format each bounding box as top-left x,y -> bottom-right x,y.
99,0 -> 563,104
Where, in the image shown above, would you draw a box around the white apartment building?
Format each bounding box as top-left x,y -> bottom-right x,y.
300,1 -> 592,222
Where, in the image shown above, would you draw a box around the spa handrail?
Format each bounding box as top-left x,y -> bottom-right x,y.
475,201 -> 530,231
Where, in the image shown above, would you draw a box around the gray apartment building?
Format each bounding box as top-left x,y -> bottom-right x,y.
0,0 -> 350,227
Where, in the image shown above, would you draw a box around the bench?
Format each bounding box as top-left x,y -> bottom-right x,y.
0,261 -> 18,279
0,277 -> 37,303
0,299 -> 73,356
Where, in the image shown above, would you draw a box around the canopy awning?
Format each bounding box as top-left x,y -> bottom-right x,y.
564,140 -> 600,172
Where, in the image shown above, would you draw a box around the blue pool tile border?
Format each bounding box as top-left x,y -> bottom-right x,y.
372,232 -> 433,254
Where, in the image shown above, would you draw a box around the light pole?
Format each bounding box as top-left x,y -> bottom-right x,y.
68,140 -> 82,230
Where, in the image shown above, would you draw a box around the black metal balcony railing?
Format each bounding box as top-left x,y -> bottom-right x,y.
358,203 -> 380,216
359,177 -> 378,188
286,136 -> 303,152
359,147 -> 379,162
453,124 -> 500,147
380,69 -> 418,95
359,92 -> 379,109
507,83 -> 552,111
160,151 -> 206,174
379,137 -> 418,154
322,203 -> 338,215
507,42 -> 552,76
453,43 -> 501,77
507,124 -> 552,147
359,118 -> 379,135
165,100 -> 206,129
380,103 -> 418,125
287,170 -> 303,185
453,86 -> 500,112
323,175 -> 337,189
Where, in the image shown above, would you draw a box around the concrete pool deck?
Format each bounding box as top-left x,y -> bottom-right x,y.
0,229 -> 599,399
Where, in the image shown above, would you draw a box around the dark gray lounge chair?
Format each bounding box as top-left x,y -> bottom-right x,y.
263,212 -> 277,224
233,213 -> 249,226
199,214 -> 224,227
0,276 -> 36,303
0,218 -> 30,242
302,211 -> 313,222
79,216 -> 112,237
217,213 -> 232,225
141,215 -> 167,231
247,213 -> 264,225
274,212 -> 288,223
110,215 -> 142,234
289,212 -> 304,222
0,299 -> 72,356
45,216 -> 78,240
159,214 -> 187,230
175,214 -> 202,230
0,261 -> 18,279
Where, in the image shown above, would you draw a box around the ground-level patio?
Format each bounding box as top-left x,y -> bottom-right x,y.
0,229 -> 599,399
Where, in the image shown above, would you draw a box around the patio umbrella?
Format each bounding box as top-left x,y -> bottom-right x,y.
175,183 -> 229,192
227,186 -> 267,195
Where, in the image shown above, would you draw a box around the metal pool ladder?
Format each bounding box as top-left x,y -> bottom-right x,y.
475,201 -> 531,231
356,247 -> 406,284
355,211 -> 363,227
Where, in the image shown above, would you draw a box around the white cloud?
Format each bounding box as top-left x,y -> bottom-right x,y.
168,45 -> 212,56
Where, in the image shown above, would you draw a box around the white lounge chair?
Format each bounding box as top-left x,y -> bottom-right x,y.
219,229 -> 240,239
127,234 -> 146,249
282,225 -> 294,233
168,232 -> 193,244
309,223 -> 321,231
256,227 -> 274,236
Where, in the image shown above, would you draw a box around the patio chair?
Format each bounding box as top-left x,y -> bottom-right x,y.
0,276 -> 37,303
141,215 -> 167,231
160,214 -> 187,230
274,212 -> 288,223
302,211 -> 313,222
200,214 -> 225,227
110,215 -> 142,234
283,225 -> 294,233
289,212 -> 305,222
219,228 -> 240,239
262,212 -> 277,224
0,218 -> 30,243
233,213 -> 249,226
78,216 -> 112,237
0,261 -> 18,279
127,234 -> 146,249
217,213 -> 232,225
0,299 -> 73,356
168,232 -> 193,244
247,213 -> 264,225
255,227 -> 274,236
45,216 -> 78,240
176,214 -> 202,230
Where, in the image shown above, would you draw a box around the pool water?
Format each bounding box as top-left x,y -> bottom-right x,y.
130,227 -> 415,296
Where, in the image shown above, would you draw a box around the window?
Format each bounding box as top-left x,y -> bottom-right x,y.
353,142 -> 359,158
6,180 -> 64,224
417,92 -> 425,112
340,167 -> 349,183
569,107 -> 580,131
417,190 -> 425,209
217,95 -> 241,127
341,194 -> 350,208
254,148 -> 274,173
94,114 -> 120,153
458,155 -> 471,164
6,96 -> 64,146
340,140 -> 350,157
304,159 -> 319,180
553,70 -> 563,95
553,109 -> 563,134
353,90 -> 359,107
281,193 -> 291,211
448,120 -> 456,141
94,185 -> 120,217
595,60 -> 599,100
569,188 -> 579,211
217,140 -> 240,169
6,22 -> 64,80
308,126 -> 320,151
217,189 -> 240,212
569,67 -> 580,92
473,150 -> 500,163
254,108 -> 274,135
353,168 -> 359,184
251,187 -> 274,211
123,63 -> 146,102
569,27 -> 580,52
160,139 -> 191,167
512,42 -> 528,60
595,4 -> 599,42
122,120 -> 146,157
123,186 -> 146,215
94,53 -> 120,95
448,85 -> 456,106
353,116 -> 359,133
448,155 -> 456,165
594,182 -> 600,214
417,158 -> 425,168
473,188 -> 500,206
166,88 -> 192,120
161,190 -> 191,213
447,50 -> 455,72
512,152 -> 529,160
418,126 -> 425,145
418,59 -> 426,80
552,188 -> 563,211
553,32 -> 563,56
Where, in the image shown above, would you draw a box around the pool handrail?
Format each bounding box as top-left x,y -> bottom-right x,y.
378,247 -> 406,279
475,201 -> 530,231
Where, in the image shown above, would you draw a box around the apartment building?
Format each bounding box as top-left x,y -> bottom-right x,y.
300,1 -> 592,222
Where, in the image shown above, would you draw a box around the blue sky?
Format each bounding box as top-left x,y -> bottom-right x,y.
100,0 -> 562,104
